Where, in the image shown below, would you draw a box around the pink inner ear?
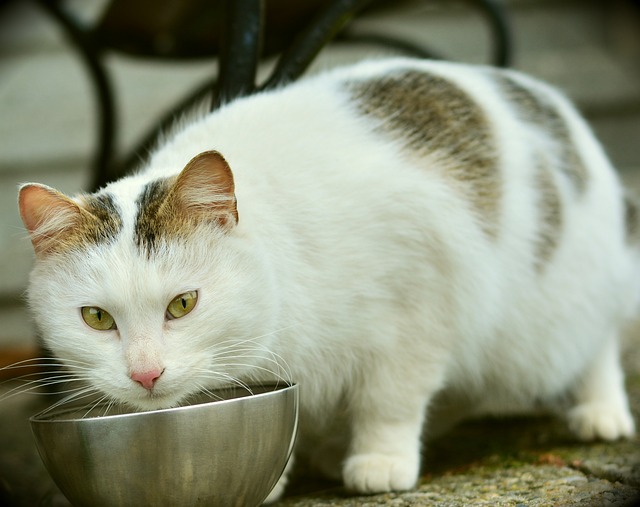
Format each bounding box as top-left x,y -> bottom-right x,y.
175,150 -> 238,224
179,150 -> 235,194
19,184 -> 57,233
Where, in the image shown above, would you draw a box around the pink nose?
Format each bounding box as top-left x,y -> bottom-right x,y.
130,369 -> 163,390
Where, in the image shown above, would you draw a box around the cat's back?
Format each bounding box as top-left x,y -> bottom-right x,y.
137,59 -> 637,294
152,57 -> 620,201
150,58 -> 632,256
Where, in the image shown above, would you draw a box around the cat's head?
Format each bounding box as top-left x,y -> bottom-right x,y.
18,151 -> 281,410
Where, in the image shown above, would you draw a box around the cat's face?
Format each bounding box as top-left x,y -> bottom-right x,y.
20,152 -> 281,410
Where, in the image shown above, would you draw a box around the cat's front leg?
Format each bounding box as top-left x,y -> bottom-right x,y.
342,417 -> 424,493
342,364 -> 445,494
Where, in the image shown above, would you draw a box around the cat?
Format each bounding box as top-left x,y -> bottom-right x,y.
18,57 -> 637,501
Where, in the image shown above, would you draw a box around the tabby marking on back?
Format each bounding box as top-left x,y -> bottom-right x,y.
349,71 -> 500,237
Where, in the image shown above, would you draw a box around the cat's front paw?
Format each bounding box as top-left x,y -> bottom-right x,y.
567,402 -> 635,441
342,453 -> 418,494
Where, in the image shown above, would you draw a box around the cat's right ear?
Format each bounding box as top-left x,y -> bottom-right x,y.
173,150 -> 239,227
18,183 -> 82,258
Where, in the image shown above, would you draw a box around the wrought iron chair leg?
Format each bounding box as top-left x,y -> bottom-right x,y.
262,0 -> 375,90
36,0 -> 512,188
34,0 -> 116,192
214,0 -> 264,109
475,0 -> 512,67
337,0 -> 512,67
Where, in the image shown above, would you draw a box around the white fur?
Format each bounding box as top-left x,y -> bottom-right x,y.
25,58 -> 637,500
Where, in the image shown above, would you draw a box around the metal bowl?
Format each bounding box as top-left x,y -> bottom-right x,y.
30,383 -> 298,507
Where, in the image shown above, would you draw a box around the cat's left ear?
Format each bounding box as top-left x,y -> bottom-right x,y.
174,150 -> 239,226
18,183 -> 85,257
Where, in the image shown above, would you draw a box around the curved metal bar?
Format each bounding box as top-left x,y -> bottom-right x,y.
34,0 -> 116,191
262,0 -> 375,90
214,0 -> 264,109
473,0 -> 513,67
122,0 -> 513,178
38,0 -> 512,188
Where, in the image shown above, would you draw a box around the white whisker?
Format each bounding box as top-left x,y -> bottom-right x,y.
193,383 -> 225,402
192,369 -> 255,395
38,387 -> 103,416
217,362 -> 292,386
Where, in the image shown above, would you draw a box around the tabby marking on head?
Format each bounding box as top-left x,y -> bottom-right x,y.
75,193 -> 123,247
348,70 -> 500,238
134,151 -> 238,256
18,184 -> 122,257
134,177 -> 177,254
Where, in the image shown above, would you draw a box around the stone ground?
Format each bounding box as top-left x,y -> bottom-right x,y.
1,328 -> 640,506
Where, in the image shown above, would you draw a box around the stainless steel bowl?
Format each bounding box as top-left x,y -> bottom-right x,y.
30,383 -> 298,507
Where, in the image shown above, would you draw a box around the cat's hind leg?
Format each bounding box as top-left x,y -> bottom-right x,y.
566,335 -> 635,441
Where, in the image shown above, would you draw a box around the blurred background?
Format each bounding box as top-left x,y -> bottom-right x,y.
1,1 -> 640,505
1,0 -> 639,359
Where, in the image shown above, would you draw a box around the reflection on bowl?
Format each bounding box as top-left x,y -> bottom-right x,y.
30,383 -> 298,507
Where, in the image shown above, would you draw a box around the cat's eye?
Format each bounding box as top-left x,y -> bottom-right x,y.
166,291 -> 198,320
81,306 -> 116,331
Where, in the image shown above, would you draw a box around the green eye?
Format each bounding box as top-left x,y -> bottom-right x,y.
167,291 -> 198,320
81,306 -> 116,331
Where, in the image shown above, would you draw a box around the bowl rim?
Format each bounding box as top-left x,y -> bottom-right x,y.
30,382 -> 298,424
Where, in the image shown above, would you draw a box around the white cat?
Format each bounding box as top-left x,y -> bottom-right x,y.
18,58 -> 637,500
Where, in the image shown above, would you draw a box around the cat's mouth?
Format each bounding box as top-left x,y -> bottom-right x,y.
128,395 -> 182,412
123,386 -> 188,412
